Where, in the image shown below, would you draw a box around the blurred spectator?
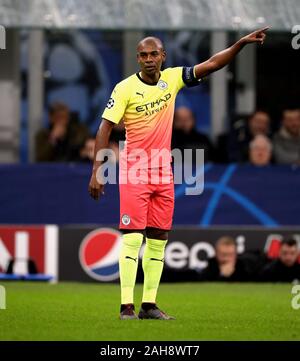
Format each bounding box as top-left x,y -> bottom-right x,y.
78,137 -> 95,163
249,135 -> 272,166
35,102 -> 90,162
273,109 -> 300,165
172,106 -> 214,162
197,236 -> 250,282
225,110 -> 271,162
260,238 -> 300,282
78,136 -> 120,163
248,110 -> 271,136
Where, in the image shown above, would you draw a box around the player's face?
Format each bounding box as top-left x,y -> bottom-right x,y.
137,43 -> 166,76
279,245 -> 299,267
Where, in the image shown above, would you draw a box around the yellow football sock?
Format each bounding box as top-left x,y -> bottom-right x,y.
142,238 -> 167,303
119,232 -> 143,304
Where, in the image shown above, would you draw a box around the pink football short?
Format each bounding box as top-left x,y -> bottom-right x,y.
119,167 -> 174,230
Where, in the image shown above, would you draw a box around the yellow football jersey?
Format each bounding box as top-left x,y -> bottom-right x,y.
102,66 -> 200,168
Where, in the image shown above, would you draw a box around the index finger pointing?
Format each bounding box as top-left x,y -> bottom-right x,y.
257,26 -> 270,33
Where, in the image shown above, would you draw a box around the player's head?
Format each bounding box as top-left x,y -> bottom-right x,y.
136,37 -> 166,76
215,236 -> 237,265
279,238 -> 299,267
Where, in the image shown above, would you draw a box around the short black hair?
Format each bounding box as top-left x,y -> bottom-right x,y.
281,237 -> 298,248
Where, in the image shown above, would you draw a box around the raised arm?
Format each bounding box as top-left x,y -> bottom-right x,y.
194,27 -> 269,79
88,118 -> 114,200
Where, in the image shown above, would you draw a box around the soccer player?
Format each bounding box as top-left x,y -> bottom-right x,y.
89,27 -> 268,320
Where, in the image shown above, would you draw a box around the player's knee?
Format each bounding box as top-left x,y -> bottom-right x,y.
122,231 -> 143,249
145,228 -> 168,240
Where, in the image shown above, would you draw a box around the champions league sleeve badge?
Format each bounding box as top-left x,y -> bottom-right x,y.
106,97 -> 115,109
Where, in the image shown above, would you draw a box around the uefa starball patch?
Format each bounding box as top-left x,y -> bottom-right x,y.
106,97 -> 115,109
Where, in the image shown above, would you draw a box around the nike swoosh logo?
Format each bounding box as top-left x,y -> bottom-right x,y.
150,258 -> 164,262
136,92 -> 144,98
125,256 -> 137,262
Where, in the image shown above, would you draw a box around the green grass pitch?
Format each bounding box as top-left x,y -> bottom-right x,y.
0,282 -> 299,341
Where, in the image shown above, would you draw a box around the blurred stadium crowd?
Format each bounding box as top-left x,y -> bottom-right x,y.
165,236 -> 300,283
35,101 -> 300,167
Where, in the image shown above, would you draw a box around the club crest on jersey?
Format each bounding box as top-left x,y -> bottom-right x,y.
121,214 -> 131,226
106,98 -> 114,109
157,80 -> 168,90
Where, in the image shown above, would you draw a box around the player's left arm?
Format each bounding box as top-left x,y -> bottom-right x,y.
194,27 -> 269,79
